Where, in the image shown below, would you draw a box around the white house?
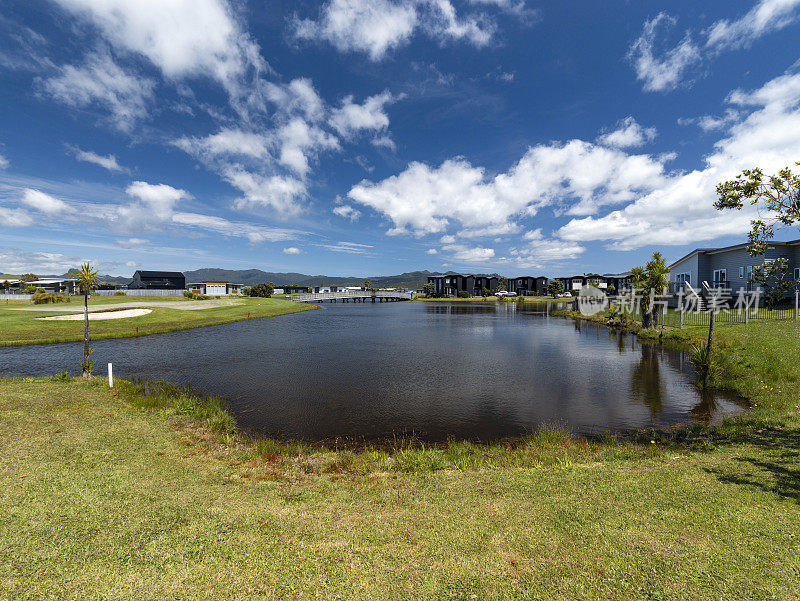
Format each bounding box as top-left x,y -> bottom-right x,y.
187,282 -> 245,296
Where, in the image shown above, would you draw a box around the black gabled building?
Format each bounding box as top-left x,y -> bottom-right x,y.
130,270 -> 186,290
508,276 -> 549,296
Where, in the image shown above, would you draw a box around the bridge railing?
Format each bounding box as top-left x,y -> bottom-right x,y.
290,290 -> 414,302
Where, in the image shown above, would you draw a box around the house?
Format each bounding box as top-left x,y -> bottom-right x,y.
130,270 -> 185,289
668,240 -> 800,294
9,278 -> 80,294
508,276 -> 549,296
186,282 -> 244,296
602,272 -> 633,293
427,274 -> 502,297
282,285 -> 311,294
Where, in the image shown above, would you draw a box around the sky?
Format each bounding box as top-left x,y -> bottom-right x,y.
1,0 -> 800,278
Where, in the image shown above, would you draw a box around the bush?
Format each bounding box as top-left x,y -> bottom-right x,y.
25,285 -> 38,294
249,282 -> 274,298
457,290 -> 471,298
32,291 -> 56,304
183,291 -> 210,300
114,290 -> 127,296
54,292 -> 70,303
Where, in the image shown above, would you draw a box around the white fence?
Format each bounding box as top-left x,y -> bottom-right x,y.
0,294 -> 33,301
93,289 -> 185,296
291,290 -> 414,302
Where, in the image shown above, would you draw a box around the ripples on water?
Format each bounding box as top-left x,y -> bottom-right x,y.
0,300 -> 746,441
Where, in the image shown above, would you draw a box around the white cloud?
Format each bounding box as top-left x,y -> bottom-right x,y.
426,248 -> 438,254
117,237 -> 149,248
174,129 -> 270,161
509,229 -> 585,268
627,13 -> 700,92
67,146 -> 126,172
51,0 -> 265,105
319,241 -> 374,254
705,0 -> 800,51
678,109 -> 741,132
558,69 -> 800,249
442,243 -> 495,262
333,204 -> 361,221
0,153 -> 8,169
112,181 -> 192,231
371,135 -> 397,152
275,118 -> 339,177
20,189 -> 71,215
629,2 -> 800,92
597,117 -> 657,148
0,207 -> 34,227
42,51 -> 155,132
329,90 -> 397,137
0,248 -> 83,273
262,78 -> 325,123
283,246 -> 302,254
347,141 -> 667,235
224,167 -> 307,217
172,212 -> 300,243
292,0 -> 501,60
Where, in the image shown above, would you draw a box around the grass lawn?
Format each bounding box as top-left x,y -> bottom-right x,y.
0,295 -> 315,346
1,317 -> 800,599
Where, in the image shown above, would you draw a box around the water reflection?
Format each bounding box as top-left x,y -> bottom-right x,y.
0,300 -> 747,441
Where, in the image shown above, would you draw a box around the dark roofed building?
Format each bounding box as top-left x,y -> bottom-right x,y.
130,270 -> 186,290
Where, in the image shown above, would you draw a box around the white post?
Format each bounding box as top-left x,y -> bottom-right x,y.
795,289 -> 798,320
108,363 -> 113,388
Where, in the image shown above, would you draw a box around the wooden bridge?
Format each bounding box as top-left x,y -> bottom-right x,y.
290,290 -> 414,303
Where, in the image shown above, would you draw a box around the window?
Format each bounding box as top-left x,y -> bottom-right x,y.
739,266 -> 744,278
713,269 -> 727,284
747,265 -> 753,278
675,273 -> 691,285
795,268 -> 800,281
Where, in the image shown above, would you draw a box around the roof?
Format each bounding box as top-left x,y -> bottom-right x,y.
28,279 -> 78,284
134,270 -> 185,278
668,239 -> 800,269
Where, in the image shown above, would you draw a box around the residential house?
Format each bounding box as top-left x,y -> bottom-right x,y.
186,282 -> 244,296
130,270 -> 185,290
668,240 -> 800,295
508,276 -> 549,296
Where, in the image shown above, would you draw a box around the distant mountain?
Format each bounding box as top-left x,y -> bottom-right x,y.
183,268 -> 459,290
60,268 -> 131,286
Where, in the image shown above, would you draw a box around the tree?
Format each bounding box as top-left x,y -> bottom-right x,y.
547,280 -> 564,297
497,277 -> 507,292
630,252 -> 669,329
363,279 -> 372,290
715,162 -> 800,255
750,258 -> 797,308
19,273 -> 38,284
249,282 -> 274,298
422,282 -> 436,297
77,262 -> 100,378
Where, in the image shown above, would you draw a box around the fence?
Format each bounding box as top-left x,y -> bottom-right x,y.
93,289 -> 185,296
0,294 -> 33,301
662,306 -> 798,328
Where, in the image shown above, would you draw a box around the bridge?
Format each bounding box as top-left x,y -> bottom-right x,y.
290,290 -> 414,303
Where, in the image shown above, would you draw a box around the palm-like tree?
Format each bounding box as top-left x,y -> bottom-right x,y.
77,262 -> 100,378
631,252 -> 669,329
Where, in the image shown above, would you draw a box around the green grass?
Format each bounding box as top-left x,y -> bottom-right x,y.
0,295 -> 315,346
2,316 -> 800,598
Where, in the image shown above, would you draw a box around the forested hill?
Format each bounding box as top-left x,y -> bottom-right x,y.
183,269 -> 457,289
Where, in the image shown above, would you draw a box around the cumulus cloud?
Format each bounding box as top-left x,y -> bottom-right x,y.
597,117 -> 657,148
275,118 -> 339,177
50,0 -> 265,107
223,168 -> 307,216
332,204 -> 361,221
111,181 -> 192,231
329,90 -> 397,137
509,229 -> 585,268
283,246 -> 302,254
558,69 -> 800,249
292,0 -> 504,60
426,248 -> 438,254
629,1 -> 800,92
174,129 -> 270,161
442,243 -> 494,262
20,189 -> 71,215
347,141 -> 667,236
41,51 -> 155,132
67,146 -> 127,172
117,237 -> 149,248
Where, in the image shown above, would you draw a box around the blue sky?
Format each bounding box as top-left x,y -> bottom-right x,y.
1,0 -> 800,277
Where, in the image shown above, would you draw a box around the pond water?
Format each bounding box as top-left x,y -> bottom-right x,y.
0,301 -> 746,441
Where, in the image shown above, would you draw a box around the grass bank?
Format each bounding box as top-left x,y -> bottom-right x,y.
0,295 -> 315,346
2,311 -> 800,598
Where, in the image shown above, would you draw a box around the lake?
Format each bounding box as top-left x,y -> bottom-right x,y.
0,301 -> 746,441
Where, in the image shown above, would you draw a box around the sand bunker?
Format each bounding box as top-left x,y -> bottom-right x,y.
37,309 -> 152,321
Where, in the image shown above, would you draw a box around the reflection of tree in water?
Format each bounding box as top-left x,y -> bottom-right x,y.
688,389 -> 718,425
631,344 -> 664,417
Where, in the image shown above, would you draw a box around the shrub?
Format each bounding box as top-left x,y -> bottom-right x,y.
249,282 -> 274,298
54,292 -> 70,303
457,290 -> 470,298
25,285 -> 38,294
114,290 -> 127,296
183,291 -> 210,300
32,291 -> 56,304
